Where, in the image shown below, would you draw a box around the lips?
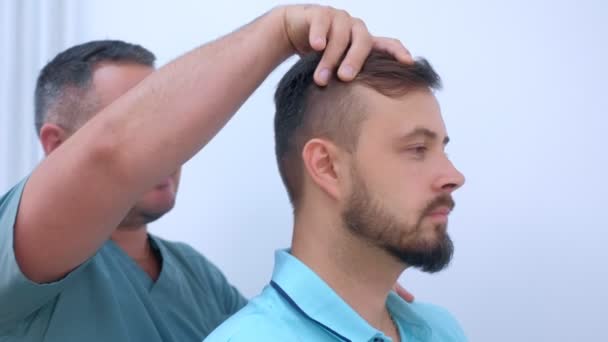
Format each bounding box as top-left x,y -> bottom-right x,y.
428,206 -> 451,216
421,195 -> 455,223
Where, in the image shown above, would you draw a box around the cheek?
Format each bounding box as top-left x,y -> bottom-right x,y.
372,167 -> 433,219
389,187 -> 422,224
357,147 -> 431,213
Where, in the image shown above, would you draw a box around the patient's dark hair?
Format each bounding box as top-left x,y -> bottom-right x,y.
274,51 -> 441,206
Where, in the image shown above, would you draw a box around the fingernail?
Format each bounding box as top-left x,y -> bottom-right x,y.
340,65 -> 354,79
314,37 -> 325,48
319,68 -> 330,83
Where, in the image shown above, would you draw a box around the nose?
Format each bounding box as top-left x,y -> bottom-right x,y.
432,158 -> 465,193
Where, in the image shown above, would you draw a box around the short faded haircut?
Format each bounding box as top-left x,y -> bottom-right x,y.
34,40 -> 155,135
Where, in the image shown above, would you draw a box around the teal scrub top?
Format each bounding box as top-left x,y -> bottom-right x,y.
0,178 -> 247,341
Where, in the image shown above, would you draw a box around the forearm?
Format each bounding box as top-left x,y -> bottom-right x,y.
104,8 -> 292,185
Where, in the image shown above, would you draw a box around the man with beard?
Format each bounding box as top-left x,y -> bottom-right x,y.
204,51 -> 467,341
0,5 -> 414,342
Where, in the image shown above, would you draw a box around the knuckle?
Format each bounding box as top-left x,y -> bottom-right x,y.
354,17 -> 366,28
351,18 -> 367,33
322,5 -> 334,15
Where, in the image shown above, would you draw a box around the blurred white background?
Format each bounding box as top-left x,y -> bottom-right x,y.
1,1 -> 607,341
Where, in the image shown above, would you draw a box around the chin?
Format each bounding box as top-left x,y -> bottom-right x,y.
141,187 -> 177,206
138,205 -> 173,224
135,196 -> 176,221
144,200 -> 175,215
399,226 -> 446,252
418,231 -> 447,249
421,221 -> 448,237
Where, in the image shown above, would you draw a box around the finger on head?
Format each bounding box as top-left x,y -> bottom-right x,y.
314,10 -> 352,86
337,19 -> 372,82
373,37 -> 414,64
308,7 -> 331,51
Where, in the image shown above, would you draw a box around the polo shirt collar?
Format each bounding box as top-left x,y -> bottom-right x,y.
387,292 -> 432,341
271,249 -> 397,341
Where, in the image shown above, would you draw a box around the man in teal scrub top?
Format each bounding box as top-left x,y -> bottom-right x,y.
204,51 -> 468,341
0,4 -> 414,342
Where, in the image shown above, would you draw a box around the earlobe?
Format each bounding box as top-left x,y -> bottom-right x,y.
301,138 -> 344,201
39,123 -> 68,156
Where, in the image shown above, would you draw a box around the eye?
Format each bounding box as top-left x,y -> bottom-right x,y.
414,146 -> 427,154
408,145 -> 428,159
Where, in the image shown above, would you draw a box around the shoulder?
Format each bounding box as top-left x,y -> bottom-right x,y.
151,236 -> 231,286
0,178 -> 28,222
409,301 -> 458,321
152,236 -> 215,270
204,298 -> 296,341
408,302 -> 468,341
153,236 -> 201,257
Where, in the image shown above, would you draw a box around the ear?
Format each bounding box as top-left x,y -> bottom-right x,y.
301,138 -> 348,201
39,123 -> 69,156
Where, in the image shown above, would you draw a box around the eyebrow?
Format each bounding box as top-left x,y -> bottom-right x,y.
400,127 -> 450,145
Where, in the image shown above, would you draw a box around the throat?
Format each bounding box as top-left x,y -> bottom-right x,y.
135,252 -> 161,281
110,228 -> 162,281
130,238 -> 162,281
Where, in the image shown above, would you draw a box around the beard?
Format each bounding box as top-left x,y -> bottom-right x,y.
341,170 -> 455,273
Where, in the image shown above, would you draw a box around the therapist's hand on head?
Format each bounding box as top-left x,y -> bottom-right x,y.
279,5 -> 413,86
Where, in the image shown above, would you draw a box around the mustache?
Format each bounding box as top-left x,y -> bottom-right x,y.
421,195 -> 455,216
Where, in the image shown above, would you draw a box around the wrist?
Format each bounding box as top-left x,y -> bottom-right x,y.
265,6 -> 296,60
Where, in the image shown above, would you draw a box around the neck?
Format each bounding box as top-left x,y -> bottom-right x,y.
111,225 -> 150,259
291,204 -> 405,338
111,225 -> 161,281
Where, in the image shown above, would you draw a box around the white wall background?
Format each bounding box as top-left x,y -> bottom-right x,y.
1,1 -> 607,341
0,0 -> 85,192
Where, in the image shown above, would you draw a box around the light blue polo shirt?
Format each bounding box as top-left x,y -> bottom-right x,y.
205,249 -> 467,342
0,178 -> 247,341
